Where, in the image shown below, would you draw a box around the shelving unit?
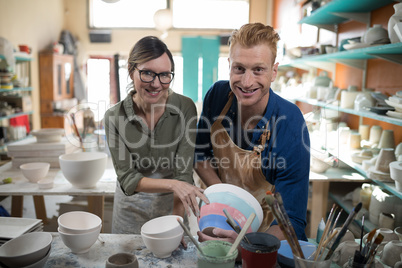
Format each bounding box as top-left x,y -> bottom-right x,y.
281,0 -> 402,236
0,53 -> 33,154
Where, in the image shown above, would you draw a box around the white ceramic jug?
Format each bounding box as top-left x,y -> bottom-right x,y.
388,3 -> 402,44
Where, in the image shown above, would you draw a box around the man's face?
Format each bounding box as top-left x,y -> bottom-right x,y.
228,43 -> 278,108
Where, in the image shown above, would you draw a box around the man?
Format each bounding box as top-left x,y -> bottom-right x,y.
194,23 -> 310,243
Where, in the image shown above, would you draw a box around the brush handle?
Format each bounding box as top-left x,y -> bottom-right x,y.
227,213 -> 255,256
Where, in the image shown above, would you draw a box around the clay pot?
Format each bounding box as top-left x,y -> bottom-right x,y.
374,148 -> 396,173
378,129 -> 395,149
363,24 -> 388,44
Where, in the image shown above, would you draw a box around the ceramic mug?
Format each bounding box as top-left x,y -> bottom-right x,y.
380,240 -> 402,267
333,241 -> 360,267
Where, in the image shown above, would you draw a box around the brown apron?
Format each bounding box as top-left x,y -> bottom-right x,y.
210,93 -> 275,232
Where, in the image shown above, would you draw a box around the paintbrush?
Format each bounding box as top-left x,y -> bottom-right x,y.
365,233 -> 383,264
325,202 -> 362,260
360,214 -> 365,252
361,228 -> 377,257
314,204 -> 336,261
265,193 -> 304,258
223,208 -> 251,244
176,218 -> 205,256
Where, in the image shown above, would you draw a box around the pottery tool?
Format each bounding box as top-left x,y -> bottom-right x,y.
69,113 -> 83,149
227,212 -> 255,256
223,208 -> 251,244
325,202 -> 362,260
176,217 -> 205,256
265,192 -> 304,259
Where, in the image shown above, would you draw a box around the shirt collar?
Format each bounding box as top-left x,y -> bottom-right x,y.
123,88 -> 178,122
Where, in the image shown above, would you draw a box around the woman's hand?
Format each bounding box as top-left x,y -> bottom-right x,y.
171,180 -> 209,217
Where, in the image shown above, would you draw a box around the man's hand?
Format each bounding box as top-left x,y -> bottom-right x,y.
197,228 -> 238,243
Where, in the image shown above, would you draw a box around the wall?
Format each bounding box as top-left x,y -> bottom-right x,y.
1,0 -> 270,130
0,0 -> 65,129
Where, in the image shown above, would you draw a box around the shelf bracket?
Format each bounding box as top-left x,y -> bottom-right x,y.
331,12 -> 371,25
368,53 -> 402,65
333,59 -> 366,70
315,24 -> 337,32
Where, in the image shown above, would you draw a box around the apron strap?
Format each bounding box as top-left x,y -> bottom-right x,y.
216,91 -> 235,122
259,120 -> 271,147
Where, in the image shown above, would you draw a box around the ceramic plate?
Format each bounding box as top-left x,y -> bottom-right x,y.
0,217 -> 42,240
369,106 -> 394,115
386,110 -> 402,119
385,100 -> 402,112
343,43 -> 380,50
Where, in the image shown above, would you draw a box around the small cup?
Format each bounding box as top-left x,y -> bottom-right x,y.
240,232 -> 281,268
197,240 -> 237,268
379,212 -> 395,229
378,129 -> 395,149
349,132 -> 361,150
106,253 -> 138,268
358,125 -> 370,141
369,125 -> 383,145
293,254 -> 332,268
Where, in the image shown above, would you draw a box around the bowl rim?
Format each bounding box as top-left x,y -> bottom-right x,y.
57,225 -> 101,236
59,152 -> 108,162
20,162 -> 50,170
0,232 -> 52,258
141,230 -> 183,241
58,211 -> 102,232
141,215 -> 183,236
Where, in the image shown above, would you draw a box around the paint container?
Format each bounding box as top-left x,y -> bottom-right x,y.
240,232 -> 280,268
293,254 -> 332,268
197,240 -> 237,268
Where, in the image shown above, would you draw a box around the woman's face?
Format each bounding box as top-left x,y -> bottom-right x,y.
131,52 -> 172,105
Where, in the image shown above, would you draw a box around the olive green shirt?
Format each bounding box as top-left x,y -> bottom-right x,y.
104,89 -> 197,195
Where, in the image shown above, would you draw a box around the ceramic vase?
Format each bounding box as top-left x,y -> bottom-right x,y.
388,3 -> 402,44
363,24 -> 388,44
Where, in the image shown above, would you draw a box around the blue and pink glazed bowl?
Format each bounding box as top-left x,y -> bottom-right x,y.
198,183 -> 263,236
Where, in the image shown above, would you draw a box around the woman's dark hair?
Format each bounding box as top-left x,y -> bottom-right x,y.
127,36 -> 175,77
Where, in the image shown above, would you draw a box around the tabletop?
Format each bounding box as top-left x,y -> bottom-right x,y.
45,233 -> 243,268
0,161 -> 116,196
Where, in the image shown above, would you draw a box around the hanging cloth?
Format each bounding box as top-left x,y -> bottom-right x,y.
210,92 -> 275,232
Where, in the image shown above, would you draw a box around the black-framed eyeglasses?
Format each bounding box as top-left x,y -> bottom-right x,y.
135,67 -> 174,84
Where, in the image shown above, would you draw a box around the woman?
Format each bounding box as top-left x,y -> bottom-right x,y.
104,36 -> 208,234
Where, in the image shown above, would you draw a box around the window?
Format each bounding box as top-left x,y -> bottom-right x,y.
89,0 -> 249,30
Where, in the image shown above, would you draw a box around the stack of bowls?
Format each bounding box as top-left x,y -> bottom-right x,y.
140,215 -> 184,258
198,183 -> 263,236
0,232 -> 52,267
57,211 -> 102,254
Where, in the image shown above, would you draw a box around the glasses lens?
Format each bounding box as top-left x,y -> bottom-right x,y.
159,73 -> 173,84
140,71 -> 155,82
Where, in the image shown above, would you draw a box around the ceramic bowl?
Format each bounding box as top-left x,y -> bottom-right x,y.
141,215 -> 183,239
141,231 -> 183,258
277,240 -> 317,267
37,178 -> 54,189
106,252 -> 139,268
58,225 -> 101,254
0,232 -> 52,267
21,247 -> 51,268
31,128 -> 64,143
395,226 -> 402,241
59,152 -> 107,189
198,183 -> 263,236
58,211 -> 102,234
20,162 -> 50,183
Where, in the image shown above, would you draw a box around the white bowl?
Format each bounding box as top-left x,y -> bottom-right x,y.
0,232 -> 52,267
31,128 -> 64,143
20,162 -> 50,183
141,231 -> 183,258
20,247 -> 51,268
58,211 -> 102,234
38,178 -> 54,189
141,215 -> 183,238
58,226 -> 101,254
59,152 -> 107,189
